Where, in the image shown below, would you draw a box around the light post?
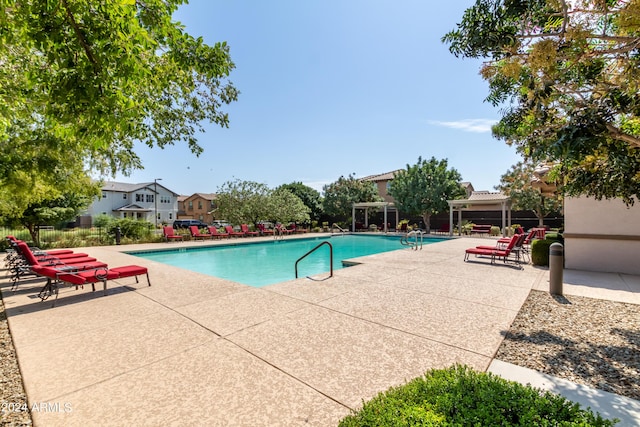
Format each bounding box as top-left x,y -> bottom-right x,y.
154,178 -> 162,229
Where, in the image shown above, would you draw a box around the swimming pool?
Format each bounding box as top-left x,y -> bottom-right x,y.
130,234 -> 446,287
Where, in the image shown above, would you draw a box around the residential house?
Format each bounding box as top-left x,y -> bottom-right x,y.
360,170 -> 474,202
86,181 -> 179,225
179,193 -> 217,224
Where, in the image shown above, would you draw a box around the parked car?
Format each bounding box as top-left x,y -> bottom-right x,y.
172,219 -> 208,229
210,220 -> 230,228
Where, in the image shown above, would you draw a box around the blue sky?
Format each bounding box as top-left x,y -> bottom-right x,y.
114,0 -> 522,195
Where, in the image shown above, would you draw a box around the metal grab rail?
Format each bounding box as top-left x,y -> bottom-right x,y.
295,241 -> 333,279
400,230 -> 423,250
331,223 -> 348,235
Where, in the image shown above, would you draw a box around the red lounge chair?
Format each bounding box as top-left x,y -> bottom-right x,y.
464,234 -> 523,265
189,225 -> 213,240
207,226 -> 229,239
474,233 -> 528,263
10,241 -> 108,289
163,226 -> 183,242
6,236 -> 74,256
224,225 -> 245,238
241,224 -> 259,237
290,224 -> 308,234
257,223 -> 274,236
275,224 -> 292,235
16,241 -> 107,271
36,265 -> 150,307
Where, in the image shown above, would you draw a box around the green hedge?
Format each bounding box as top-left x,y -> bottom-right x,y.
339,365 -> 615,426
531,233 -> 564,266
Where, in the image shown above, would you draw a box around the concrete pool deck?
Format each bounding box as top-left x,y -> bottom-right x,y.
2,234 -> 639,426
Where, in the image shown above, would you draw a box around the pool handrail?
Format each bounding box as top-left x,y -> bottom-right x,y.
295,241 -> 333,280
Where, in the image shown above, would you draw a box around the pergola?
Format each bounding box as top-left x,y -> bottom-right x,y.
352,202 -> 398,233
447,193 -> 512,237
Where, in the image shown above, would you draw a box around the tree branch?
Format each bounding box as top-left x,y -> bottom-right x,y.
61,0 -> 101,75
606,124 -> 640,149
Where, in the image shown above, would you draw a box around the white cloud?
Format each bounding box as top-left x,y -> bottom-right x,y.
428,119 -> 496,133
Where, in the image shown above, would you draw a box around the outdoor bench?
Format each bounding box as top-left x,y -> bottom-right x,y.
470,224 -> 492,235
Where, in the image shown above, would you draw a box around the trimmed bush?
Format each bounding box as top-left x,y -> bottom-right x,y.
531,239 -> 553,266
339,365 -> 616,426
531,233 -> 564,266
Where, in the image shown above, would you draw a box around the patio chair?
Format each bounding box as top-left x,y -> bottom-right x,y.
224,225 -> 245,238
189,225 -> 213,240
36,264 -> 150,307
275,224 -> 293,235
256,223 -> 274,236
207,226 -> 230,239
240,224 -> 259,237
11,241 -> 107,286
463,234 -> 523,265
163,226 -> 184,242
474,233 -> 528,264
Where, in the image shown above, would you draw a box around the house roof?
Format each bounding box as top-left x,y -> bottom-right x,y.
360,172 -> 475,191
359,170 -> 402,182
100,180 -> 179,196
184,192 -> 217,201
467,191 -> 509,201
113,204 -> 151,212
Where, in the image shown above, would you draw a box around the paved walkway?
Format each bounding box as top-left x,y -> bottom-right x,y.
2,235 -> 638,426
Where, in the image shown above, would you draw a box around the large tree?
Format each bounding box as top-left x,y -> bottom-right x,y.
443,0 -> 640,203
266,187 -> 311,226
0,0 -> 238,215
389,157 -> 465,233
4,189 -> 97,247
214,180 -> 270,226
322,174 -> 382,222
495,161 -> 563,226
214,179 -> 310,227
278,182 -> 323,222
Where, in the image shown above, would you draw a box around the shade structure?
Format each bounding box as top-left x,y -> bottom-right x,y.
352,202 -> 398,233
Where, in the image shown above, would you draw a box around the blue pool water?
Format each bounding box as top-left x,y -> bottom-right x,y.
130,234 -> 446,287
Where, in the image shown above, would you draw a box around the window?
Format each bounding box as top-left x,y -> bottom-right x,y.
123,193 -> 127,199
135,193 -> 143,202
188,201 -> 193,210
198,201 -> 202,209
160,196 -> 170,204
157,213 -> 161,220
169,213 -> 173,220
386,182 -> 391,193
102,191 -> 107,199
146,194 -> 154,203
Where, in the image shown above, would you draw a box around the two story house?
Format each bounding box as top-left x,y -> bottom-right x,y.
86,181 -> 179,225
178,193 -> 217,224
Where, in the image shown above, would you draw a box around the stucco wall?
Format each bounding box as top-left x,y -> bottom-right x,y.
564,196 -> 640,275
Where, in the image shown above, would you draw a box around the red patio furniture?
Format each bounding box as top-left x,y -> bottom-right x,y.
241,224 -> 259,237
163,226 -> 184,242
224,225 -> 245,238
208,226 -> 229,239
464,234 -> 524,265
189,225 -> 213,240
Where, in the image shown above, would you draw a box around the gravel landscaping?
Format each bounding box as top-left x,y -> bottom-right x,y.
1,288 -> 637,426
496,290 -> 640,401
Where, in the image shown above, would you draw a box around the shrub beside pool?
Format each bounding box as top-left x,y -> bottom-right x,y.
339,365 -> 616,426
